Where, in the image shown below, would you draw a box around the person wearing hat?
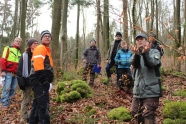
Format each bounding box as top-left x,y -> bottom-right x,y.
82,38 -> 101,86
130,34 -> 161,124
29,30 -> 54,124
105,32 -> 122,85
16,38 -> 39,123
0,37 -> 22,109
149,33 -> 164,56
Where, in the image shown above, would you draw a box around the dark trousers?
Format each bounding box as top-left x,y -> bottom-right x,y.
105,60 -> 119,81
131,97 -> 159,124
82,65 -> 95,84
29,82 -> 50,124
117,68 -> 132,88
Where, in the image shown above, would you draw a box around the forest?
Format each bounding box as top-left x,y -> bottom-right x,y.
0,0 -> 186,124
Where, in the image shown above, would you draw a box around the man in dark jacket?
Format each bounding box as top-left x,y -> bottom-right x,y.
105,32 -> 122,85
82,39 -> 101,86
130,34 -> 161,124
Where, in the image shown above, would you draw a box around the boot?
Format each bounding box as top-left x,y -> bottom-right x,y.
144,116 -> 155,124
137,115 -> 144,124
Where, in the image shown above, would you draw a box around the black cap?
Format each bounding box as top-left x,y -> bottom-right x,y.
135,34 -> 147,40
115,32 -> 122,37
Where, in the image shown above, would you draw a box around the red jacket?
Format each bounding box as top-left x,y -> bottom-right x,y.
0,46 -> 21,73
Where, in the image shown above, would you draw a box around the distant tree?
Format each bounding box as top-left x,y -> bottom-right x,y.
71,0 -> 92,69
0,0 -> 12,46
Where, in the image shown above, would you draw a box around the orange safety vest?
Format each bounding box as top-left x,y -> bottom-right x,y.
31,44 -> 53,71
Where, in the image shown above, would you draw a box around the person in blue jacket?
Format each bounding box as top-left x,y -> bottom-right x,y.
114,41 -> 132,89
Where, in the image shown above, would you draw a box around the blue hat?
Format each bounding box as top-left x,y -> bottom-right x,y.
40,30 -> 52,40
135,34 -> 147,40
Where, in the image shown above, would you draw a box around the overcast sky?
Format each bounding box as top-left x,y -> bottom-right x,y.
38,1 -> 123,38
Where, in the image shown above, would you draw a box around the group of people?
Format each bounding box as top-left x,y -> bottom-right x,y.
0,30 -> 163,124
82,32 -> 163,124
0,30 -> 54,124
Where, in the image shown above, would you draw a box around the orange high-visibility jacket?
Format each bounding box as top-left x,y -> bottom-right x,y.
31,44 -> 53,72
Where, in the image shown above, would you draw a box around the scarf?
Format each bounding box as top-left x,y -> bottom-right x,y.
22,52 -> 29,78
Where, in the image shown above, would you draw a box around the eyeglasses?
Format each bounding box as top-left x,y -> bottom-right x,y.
43,35 -> 51,38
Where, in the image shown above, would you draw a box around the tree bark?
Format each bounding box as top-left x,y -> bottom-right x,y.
123,0 -> 128,43
61,0 -> 68,70
96,0 -> 100,48
20,0 -> 27,52
75,3 -> 80,69
51,0 -> 62,71
132,0 -> 137,39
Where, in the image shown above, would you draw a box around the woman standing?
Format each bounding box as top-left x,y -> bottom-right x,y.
17,38 -> 38,123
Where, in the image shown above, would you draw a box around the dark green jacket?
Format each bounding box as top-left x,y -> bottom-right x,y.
130,49 -> 161,98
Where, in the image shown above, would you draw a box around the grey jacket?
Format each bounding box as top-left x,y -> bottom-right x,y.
106,40 -> 122,64
130,49 -> 161,98
82,46 -> 101,65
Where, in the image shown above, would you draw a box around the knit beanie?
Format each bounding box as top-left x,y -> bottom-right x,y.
27,38 -> 38,47
115,32 -> 122,37
40,30 -> 52,40
90,38 -> 96,43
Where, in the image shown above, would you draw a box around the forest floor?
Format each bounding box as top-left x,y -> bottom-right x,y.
0,73 -> 186,124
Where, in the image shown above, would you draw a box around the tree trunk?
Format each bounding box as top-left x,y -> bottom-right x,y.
82,8 -> 86,50
123,0 -> 128,43
175,0 -> 181,71
75,3 -> 80,69
151,0 -> 154,32
103,0 -> 109,57
51,0 -> 62,72
132,0 -> 137,39
10,0 -> 19,40
20,0 -> 27,52
96,0 -> 100,48
155,0 -> 158,37
61,0 -> 68,70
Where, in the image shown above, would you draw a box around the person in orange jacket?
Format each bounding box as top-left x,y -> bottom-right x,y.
29,30 -> 54,124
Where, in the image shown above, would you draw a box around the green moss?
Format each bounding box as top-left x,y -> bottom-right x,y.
163,118 -> 186,124
172,89 -> 186,97
55,80 -> 93,103
161,85 -> 167,91
107,107 -> 132,122
163,102 -> 186,119
171,71 -> 185,77
83,106 -> 97,115
60,91 -> 81,103
56,82 -> 66,95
